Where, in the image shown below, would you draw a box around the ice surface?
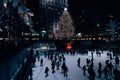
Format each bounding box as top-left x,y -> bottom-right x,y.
32,50 -> 119,80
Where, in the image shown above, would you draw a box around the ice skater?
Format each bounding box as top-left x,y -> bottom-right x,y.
45,67 -> 49,77
82,65 -> 86,76
77,58 -> 81,67
40,59 -> 43,66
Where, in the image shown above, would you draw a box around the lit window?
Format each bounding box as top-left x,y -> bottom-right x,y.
42,46 -> 47,50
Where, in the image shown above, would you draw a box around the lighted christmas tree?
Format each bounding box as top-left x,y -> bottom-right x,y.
55,8 -> 75,40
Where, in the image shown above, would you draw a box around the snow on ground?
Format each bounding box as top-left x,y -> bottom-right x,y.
32,50 -> 119,80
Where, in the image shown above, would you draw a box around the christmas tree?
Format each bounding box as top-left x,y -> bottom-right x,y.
55,8 -> 75,40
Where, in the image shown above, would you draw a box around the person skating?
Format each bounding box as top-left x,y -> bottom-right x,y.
61,63 -> 65,74
56,60 -> 60,70
109,53 -> 112,60
37,56 -> 40,61
91,69 -> 96,80
98,52 -> 101,57
40,59 -> 43,66
103,66 -> 108,80
113,67 -> 120,80
32,55 -> 36,67
45,67 -> 49,77
82,65 -> 86,76
51,60 -> 55,73
29,66 -> 33,79
108,62 -> 114,75
63,56 -> 66,64
98,68 -> 102,78
64,65 -> 68,77
88,64 -> 95,80
98,62 -> 102,78
61,63 -> 68,77
98,62 -> 102,70
36,50 -> 40,61
86,58 -> 90,67
77,58 -> 81,67
115,56 -> 119,67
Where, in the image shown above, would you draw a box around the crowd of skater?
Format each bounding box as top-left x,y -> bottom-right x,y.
30,48 -> 120,80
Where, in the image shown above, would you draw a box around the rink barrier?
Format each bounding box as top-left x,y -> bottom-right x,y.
10,47 -> 32,80
11,58 -> 27,80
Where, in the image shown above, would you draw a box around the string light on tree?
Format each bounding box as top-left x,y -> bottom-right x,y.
55,7 -> 75,40
3,3 -> 7,8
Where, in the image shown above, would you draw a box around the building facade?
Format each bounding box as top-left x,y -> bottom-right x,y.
40,0 -> 68,39
26,0 -> 68,39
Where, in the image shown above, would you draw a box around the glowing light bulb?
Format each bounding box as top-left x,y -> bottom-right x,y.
3,3 -> 7,8
64,8 -> 67,11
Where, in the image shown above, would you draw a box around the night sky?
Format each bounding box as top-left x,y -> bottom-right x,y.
68,0 -> 120,33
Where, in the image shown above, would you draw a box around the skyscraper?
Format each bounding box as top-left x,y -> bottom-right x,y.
26,0 -> 68,39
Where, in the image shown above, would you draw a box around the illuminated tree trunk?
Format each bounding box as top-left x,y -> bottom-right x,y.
56,9 -> 75,40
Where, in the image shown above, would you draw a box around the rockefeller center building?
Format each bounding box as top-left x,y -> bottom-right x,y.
26,0 -> 68,39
